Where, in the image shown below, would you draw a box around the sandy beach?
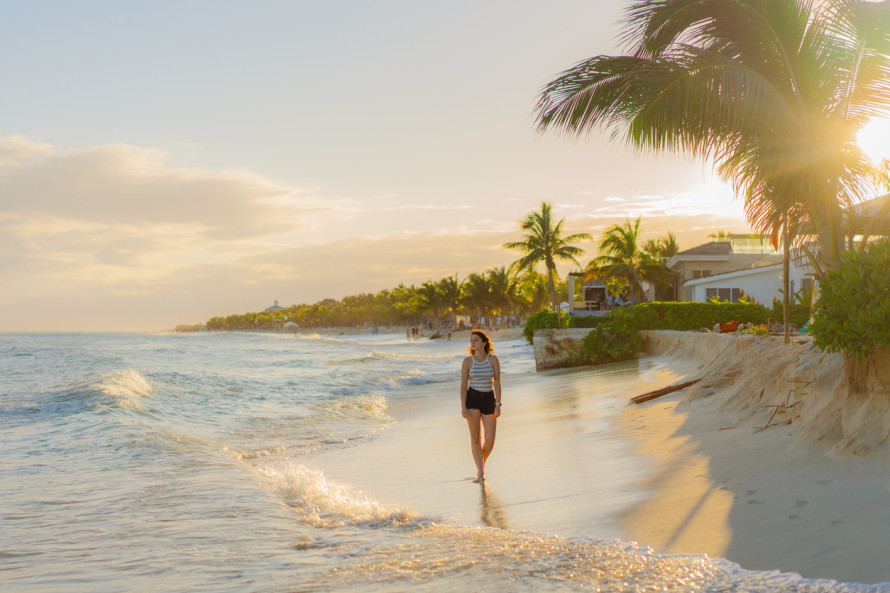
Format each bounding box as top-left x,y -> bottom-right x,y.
307,330 -> 890,587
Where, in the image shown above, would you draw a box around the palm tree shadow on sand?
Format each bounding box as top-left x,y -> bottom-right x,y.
479,483 -> 510,530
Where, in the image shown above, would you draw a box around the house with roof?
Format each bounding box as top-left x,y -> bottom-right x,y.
265,300 -> 285,312
682,258 -> 815,305
566,273 -> 613,316
667,234 -> 815,304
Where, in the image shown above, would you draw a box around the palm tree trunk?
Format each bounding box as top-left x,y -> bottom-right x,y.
547,264 -> 560,329
546,265 -> 557,310
782,220 -> 791,345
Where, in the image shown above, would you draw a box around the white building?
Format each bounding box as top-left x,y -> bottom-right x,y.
683,259 -> 814,305
668,235 -> 815,304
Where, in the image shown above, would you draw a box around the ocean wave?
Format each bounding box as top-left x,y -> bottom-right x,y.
320,522 -> 877,593
259,462 -> 427,528
1,369 -> 154,426
226,445 -> 287,461
91,370 -> 153,410
309,395 -> 395,422
330,351 -> 461,365
292,333 -> 352,344
395,370 -> 452,386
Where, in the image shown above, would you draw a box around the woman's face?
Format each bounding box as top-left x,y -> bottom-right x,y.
469,334 -> 484,351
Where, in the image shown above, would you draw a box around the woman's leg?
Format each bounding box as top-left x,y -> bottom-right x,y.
465,409 -> 484,481
481,413 -> 497,464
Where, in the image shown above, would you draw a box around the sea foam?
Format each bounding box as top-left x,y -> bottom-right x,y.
259,462 -> 423,528
92,369 -> 153,410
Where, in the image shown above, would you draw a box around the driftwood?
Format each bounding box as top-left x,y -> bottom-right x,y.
631,378 -> 702,405
753,380 -> 809,432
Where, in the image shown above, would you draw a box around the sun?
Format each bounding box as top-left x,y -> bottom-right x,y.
857,118 -> 890,164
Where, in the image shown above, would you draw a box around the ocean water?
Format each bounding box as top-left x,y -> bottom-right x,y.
1,331 -> 885,593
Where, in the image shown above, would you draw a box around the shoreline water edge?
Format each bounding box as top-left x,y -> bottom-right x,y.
3,330 -> 890,591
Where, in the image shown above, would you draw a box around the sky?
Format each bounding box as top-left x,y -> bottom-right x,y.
1,1 -> 884,332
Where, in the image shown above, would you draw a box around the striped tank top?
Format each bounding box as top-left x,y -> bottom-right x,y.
468,355 -> 495,392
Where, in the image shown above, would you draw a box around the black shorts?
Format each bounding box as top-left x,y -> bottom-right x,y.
466,387 -> 497,415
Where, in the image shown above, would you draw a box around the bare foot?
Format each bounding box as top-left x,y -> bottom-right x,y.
472,473 -> 485,483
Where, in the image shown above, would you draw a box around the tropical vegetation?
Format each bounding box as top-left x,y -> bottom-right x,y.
580,309 -> 645,366
504,202 -> 591,310
203,268 -> 562,332
811,240 -> 890,361
535,0 -> 890,342
585,218 -> 678,303
522,300 -> 780,347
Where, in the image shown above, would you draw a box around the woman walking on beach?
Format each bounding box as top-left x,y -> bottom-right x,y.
460,329 -> 502,483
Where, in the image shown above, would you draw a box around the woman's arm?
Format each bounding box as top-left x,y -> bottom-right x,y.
460,357 -> 471,417
490,355 -> 502,418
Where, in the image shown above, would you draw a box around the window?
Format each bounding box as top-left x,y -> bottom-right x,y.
705,287 -> 744,302
692,269 -> 711,279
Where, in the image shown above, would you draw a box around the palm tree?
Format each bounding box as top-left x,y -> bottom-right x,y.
643,231 -> 681,301
487,266 -> 522,324
462,272 -> 493,327
391,283 -> 418,326
414,280 -> 443,329
504,202 -> 592,311
437,274 -> 464,327
536,0 -> 890,261
642,232 -> 679,259
535,0 -> 890,340
588,217 -> 663,303
516,270 -> 551,316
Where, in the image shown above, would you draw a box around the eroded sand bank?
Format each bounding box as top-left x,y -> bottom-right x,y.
623,331 -> 890,583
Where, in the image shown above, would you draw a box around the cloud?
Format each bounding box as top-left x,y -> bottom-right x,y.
0,136 -> 752,331
591,190 -> 745,219
0,136 -> 313,240
0,136 -> 332,328
0,137 -> 324,271
0,135 -> 54,169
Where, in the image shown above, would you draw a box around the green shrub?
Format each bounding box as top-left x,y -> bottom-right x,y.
623,301 -> 770,331
580,311 -> 644,364
570,315 -> 614,328
769,300 -> 811,328
811,242 -> 890,361
526,301 -> 776,367
523,310 -> 570,344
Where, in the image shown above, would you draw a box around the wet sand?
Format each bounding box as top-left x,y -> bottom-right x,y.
306,344 -> 890,586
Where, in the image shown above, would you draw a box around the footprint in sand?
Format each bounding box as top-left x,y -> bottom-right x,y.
794,500 -> 809,508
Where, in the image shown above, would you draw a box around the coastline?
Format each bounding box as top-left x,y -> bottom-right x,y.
305,351 -> 692,539
307,329 -> 890,586
620,331 -> 890,584
621,382 -> 890,584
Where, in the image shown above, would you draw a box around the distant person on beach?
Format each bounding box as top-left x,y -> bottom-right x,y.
460,329 -> 502,483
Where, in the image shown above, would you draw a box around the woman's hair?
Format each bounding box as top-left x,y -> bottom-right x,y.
467,329 -> 494,355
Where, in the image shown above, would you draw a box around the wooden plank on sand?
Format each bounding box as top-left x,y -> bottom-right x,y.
631,378 -> 702,405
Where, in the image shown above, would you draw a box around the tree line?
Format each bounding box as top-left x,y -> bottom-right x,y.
203,207 -> 683,332
204,268 -> 563,331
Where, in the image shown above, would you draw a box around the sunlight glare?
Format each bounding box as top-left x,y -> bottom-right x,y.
857,118 -> 890,163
